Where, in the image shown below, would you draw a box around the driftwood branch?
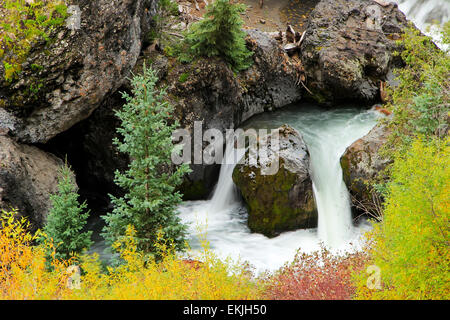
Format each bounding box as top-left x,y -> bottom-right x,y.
372,0 -> 391,7
298,31 -> 306,46
167,32 -> 184,38
286,25 -> 296,43
299,79 -> 314,95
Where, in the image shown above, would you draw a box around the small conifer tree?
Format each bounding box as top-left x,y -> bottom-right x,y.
102,65 -> 190,256
185,0 -> 253,72
41,163 -> 92,262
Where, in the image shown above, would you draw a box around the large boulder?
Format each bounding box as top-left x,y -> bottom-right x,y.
232,125 -> 317,237
0,135 -> 71,229
300,0 -> 408,103
340,124 -> 392,210
0,0 -> 157,144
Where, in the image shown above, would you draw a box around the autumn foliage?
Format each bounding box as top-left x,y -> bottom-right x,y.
0,211 -> 259,300
261,247 -> 368,300
354,138 -> 450,300
0,209 -> 72,299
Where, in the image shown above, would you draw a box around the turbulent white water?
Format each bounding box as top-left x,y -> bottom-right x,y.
394,0 -> 450,49
179,104 -> 381,273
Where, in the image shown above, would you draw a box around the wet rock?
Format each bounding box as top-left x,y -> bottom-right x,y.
232,125 -> 317,237
301,0 -> 409,102
340,124 -> 392,209
0,135 -> 72,229
1,0 -> 157,144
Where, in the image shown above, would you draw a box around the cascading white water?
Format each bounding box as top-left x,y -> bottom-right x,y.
207,139 -> 246,214
309,124 -> 358,247
179,104 -> 381,272
394,0 -> 450,48
305,110 -> 387,246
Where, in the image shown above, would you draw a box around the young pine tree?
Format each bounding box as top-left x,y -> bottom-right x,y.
185,0 -> 253,72
41,163 -> 92,262
102,65 -> 191,256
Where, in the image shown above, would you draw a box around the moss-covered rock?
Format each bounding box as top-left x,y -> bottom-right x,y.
232,125 -> 317,237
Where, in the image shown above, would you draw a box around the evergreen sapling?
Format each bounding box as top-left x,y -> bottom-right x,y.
102,65 -> 191,256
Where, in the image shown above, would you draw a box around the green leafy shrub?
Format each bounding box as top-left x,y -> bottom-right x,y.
382,22 -> 449,156
102,65 -> 191,257
354,138 -> 450,299
178,72 -> 189,83
184,0 -> 253,72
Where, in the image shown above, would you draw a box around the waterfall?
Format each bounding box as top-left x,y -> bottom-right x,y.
179,105 -> 379,272
305,113 -> 379,247
394,0 -> 450,48
208,139 -> 246,214
310,138 -> 353,247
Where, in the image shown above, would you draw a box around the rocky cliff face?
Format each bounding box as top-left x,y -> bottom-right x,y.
0,0 -> 157,224
301,0 -> 408,103
0,0 -> 157,144
232,125 -> 317,237
0,134 -> 72,228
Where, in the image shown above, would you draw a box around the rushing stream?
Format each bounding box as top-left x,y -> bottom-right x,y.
179,103 -> 381,273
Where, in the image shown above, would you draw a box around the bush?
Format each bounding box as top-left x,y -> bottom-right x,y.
0,209 -> 71,299
0,212 -> 259,300
261,247 -> 368,300
184,0 -> 253,72
354,138 -> 450,299
382,22 -> 449,156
